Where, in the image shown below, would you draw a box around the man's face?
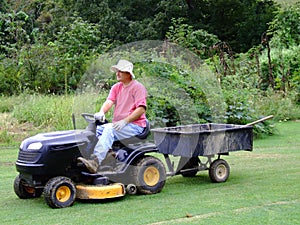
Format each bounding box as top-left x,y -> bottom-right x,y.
116,70 -> 131,82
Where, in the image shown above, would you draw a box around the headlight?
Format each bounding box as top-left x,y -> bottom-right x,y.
27,142 -> 43,150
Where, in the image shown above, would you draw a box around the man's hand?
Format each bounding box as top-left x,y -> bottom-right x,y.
112,120 -> 128,131
94,111 -> 105,122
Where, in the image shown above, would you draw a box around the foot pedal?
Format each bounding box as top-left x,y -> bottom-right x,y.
94,176 -> 109,185
81,171 -> 102,178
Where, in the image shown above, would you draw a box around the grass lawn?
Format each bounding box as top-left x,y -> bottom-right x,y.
0,121 -> 299,225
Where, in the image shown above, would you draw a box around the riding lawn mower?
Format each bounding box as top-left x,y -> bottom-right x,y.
14,113 -> 166,208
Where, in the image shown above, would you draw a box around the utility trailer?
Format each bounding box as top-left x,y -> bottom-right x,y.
151,116 -> 273,182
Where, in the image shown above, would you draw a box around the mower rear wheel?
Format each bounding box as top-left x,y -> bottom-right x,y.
209,159 -> 230,183
43,176 -> 76,208
132,156 -> 166,194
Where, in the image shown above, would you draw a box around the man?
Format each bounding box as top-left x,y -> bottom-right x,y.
78,59 -> 147,173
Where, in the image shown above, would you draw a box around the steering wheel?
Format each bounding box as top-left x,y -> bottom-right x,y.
81,113 -> 95,123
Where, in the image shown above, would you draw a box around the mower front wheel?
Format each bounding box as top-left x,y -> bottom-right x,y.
14,175 -> 43,199
43,176 -> 76,208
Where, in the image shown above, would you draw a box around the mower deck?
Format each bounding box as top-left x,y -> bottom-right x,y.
76,183 -> 125,200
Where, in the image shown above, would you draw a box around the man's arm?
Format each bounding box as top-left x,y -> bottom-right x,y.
100,100 -> 114,114
124,106 -> 146,123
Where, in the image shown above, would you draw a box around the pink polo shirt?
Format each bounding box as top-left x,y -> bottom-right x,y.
107,80 -> 147,127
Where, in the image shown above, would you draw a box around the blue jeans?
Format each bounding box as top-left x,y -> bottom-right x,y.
93,123 -> 144,165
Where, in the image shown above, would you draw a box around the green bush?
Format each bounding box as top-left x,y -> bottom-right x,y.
135,61 -> 210,127
0,58 -> 21,95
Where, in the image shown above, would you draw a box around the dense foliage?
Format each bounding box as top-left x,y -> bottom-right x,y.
0,0 -> 299,134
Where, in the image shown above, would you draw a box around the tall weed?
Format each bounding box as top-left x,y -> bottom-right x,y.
1,89 -> 299,144
12,94 -> 74,130
254,90 -> 300,121
10,93 -> 109,131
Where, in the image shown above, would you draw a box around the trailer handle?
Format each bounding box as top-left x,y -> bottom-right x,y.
242,115 -> 274,127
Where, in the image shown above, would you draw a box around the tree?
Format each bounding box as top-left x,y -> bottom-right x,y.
259,3 -> 300,92
166,17 -> 220,58
18,16 -> 110,94
186,0 -> 278,52
268,2 -> 300,48
0,11 -> 34,57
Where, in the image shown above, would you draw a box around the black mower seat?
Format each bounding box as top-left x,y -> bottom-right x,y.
134,119 -> 150,140
113,120 -> 150,147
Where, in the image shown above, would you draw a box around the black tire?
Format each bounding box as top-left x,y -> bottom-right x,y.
181,157 -> 199,177
209,159 -> 230,183
14,175 -> 43,199
43,176 -> 76,208
132,156 -> 166,194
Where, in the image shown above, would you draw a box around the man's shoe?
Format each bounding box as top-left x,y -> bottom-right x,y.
77,157 -> 99,174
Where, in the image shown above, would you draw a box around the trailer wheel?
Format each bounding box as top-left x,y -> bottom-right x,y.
132,156 -> 166,194
209,159 -> 230,183
43,176 -> 76,208
14,175 -> 43,199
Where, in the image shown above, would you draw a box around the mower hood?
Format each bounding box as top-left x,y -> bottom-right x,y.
20,129 -> 97,158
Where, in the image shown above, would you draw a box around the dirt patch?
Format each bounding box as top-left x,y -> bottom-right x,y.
149,199 -> 300,225
239,153 -> 285,159
0,162 -> 15,166
233,151 -> 286,159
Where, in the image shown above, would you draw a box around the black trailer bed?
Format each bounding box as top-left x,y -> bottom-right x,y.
151,123 -> 253,157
